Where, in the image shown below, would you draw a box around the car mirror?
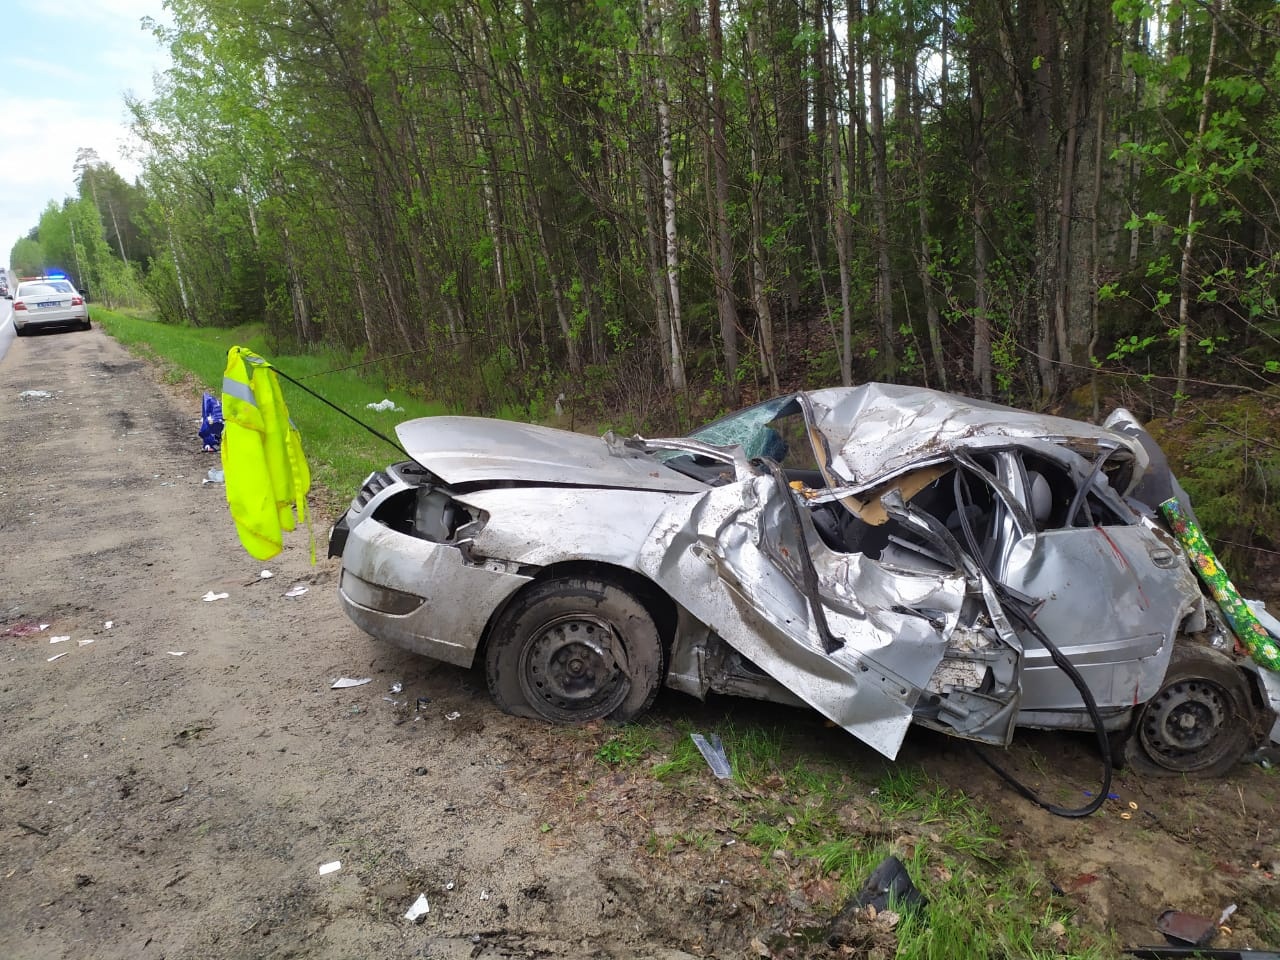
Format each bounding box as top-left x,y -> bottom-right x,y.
80,288 -> 90,302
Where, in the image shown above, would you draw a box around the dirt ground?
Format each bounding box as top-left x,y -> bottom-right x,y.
2,328 -> 1279,959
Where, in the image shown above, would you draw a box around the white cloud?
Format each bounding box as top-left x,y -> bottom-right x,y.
3,0 -> 170,263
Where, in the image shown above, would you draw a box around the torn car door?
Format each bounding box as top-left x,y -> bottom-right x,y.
640,468 -> 1017,759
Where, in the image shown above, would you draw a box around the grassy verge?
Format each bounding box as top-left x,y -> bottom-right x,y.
590,719 -> 1118,959
92,310 -> 450,498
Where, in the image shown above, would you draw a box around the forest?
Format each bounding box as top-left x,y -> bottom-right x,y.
11,1 -> 1278,447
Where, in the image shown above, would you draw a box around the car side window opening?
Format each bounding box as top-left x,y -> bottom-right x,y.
1019,451 -> 1128,531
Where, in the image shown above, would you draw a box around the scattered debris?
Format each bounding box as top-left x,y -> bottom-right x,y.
403,893 -> 430,922
331,677 -> 371,689
47,653 -> 68,662
49,636 -> 70,644
445,881 -> 455,891
416,697 -> 432,711
168,651 -> 186,657
479,890 -> 490,901
318,861 -> 342,876
1156,908 -> 1222,947
78,638 -> 95,646
284,584 -> 308,598
17,821 -> 48,836
826,856 -> 928,948
202,468 -> 224,485
390,681 -> 403,694
690,733 -> 732,779
104,621 -> 113,629
1,622 -> 48,639
258,570 -> 273,580
19,390 -> 53,400
201,591 -> 229,602
445,711 -> 461,721
366,398 -> 405,413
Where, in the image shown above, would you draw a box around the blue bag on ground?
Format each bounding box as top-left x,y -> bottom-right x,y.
200,391 -> 224,451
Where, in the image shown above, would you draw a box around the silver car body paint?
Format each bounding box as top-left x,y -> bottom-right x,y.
335,384 -> 1277,759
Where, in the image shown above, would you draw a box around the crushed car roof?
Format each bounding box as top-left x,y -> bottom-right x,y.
804,383 -> 1146,487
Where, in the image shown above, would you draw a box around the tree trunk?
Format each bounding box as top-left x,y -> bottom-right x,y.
1176,2 -> 1218,404
868,0 -> 896,371
708,0 -> 739,405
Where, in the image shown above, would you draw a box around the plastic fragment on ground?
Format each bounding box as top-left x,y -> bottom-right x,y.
49,636 -> 70,644
284,584 -> 308,598
404,893 -> 430,921
318,861 -> 341,876
259,570 -> 273,579
691,733 -> 733,779
168,651 -> 186,657
47,652 -> 69,662
331,677 -> 371,689
445,711 -> 461,721
201,591 -> 229,602
366,398 -> 405,412
19,390 -> 53,400
78,638 -> 95,646
390,682 -> 403,694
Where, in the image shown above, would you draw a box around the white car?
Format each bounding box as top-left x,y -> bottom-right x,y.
9,276 -> 90,336
329,385 -> 1280,778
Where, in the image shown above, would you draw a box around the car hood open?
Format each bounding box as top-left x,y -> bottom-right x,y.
395,416 -> 708,492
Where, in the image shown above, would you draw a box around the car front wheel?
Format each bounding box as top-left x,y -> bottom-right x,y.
485,575 -> 664,724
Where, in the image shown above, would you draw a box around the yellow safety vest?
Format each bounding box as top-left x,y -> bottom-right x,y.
220,346 -> 311,561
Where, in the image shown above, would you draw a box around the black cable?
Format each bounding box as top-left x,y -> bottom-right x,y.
266,364 -> 416,463
952,467 -> 1112,818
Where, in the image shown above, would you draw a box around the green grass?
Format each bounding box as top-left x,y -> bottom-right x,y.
600,716 -> 1118,959
93,310 -> 453,496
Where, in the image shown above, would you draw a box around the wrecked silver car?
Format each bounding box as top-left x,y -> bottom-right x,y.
328,383 -> 1280,777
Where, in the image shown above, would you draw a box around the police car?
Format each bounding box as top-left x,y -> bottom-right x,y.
7,273 -> 91,336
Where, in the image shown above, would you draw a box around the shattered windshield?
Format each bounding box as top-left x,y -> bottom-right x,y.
686,395 -> 800,459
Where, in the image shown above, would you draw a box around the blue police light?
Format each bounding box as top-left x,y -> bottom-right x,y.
45,271 -> 67,279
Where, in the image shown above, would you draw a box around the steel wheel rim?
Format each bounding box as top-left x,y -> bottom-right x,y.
518,614 -> 630,721
1138,676 -> 1233,772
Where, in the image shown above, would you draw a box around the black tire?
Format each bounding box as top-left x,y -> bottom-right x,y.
81,317 -> 92,331
14,325 -> 26,337
1122,644 -> 1254,777
484,575 -> 665,724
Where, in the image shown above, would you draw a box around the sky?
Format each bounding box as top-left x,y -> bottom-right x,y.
0,0 -> 171,266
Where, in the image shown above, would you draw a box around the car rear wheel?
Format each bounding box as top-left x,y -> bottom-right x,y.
485,575 -> 664,724
1122,645 -> 1255,777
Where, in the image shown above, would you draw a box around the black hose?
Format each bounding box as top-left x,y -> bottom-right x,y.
952,467 -> 1113,818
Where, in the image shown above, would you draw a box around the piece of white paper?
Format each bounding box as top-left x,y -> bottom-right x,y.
78,638 -> 95,646
403,893 -> 430,921
331,677 -> 371,689
259,570 -> 273,579
47,652 -> 68,662
318,861 -> 341,876
49,636 -> 70,644
201,591 -> 229,602
168,651 -> 187,657
284,584 -> 308,598
104,620 -> 114,629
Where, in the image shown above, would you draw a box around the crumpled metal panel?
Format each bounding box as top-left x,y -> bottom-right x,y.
395,416 -> 706,493
804,384 -> 1145,489
457,486 -> 690,569
641,475 -> 969,758
337,517 -> 530,667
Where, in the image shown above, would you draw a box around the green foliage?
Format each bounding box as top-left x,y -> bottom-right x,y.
1149,393 -> 1280,580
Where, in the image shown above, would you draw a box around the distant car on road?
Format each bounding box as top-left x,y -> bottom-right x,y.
8,275 -> 90,336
